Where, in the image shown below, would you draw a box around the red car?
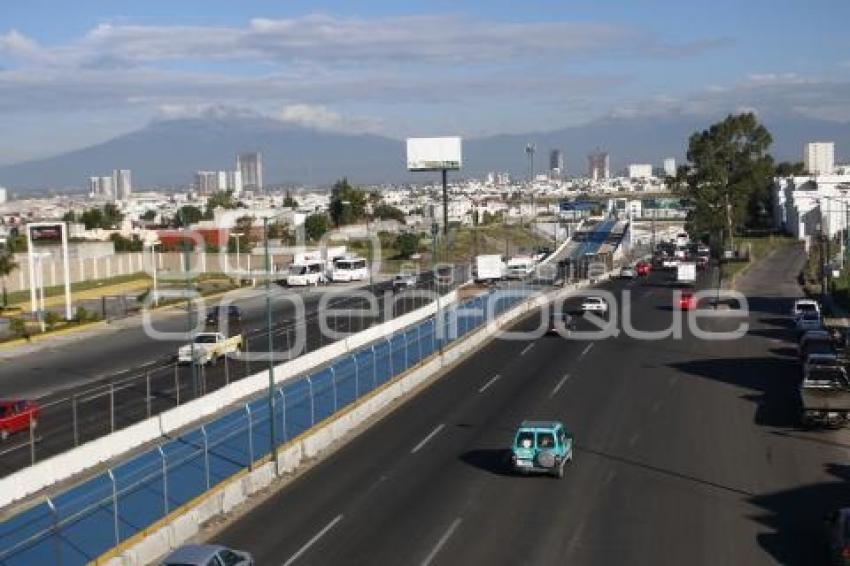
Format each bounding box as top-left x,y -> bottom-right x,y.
635,262 -> 651,277
678,292 -> 697,310
0,400 -> 40,440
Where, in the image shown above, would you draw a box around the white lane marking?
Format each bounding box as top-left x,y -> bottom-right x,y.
282,514 -> 343,566
520,343 -> 535,356
478,374 -> 501,393
628,432 -> 640,447
421,518 -> 462,566
411,424 -> 446,454
579,343 -> 593,358
550,374 -> 571,398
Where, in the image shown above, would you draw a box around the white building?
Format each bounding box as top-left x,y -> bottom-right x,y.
89,175 -> 114,199
113,169 -> 132,201
774,173 -> 850,240
804,142 -> 835,175
237,152 -> 263,192
226,170 -> 243,197
627,164 -> 653,179
0,187 -> 6,204
663,158 -> 676,177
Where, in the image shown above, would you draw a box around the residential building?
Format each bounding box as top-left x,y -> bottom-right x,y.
804,142 -> 835,175
0,187 -> 6,204
549,149 -> 565,177
113,169 -> 132,201
588,151 -> 610,181
663,158 -> 676,177
237,152 -> 263,192
628,164 -> 653,179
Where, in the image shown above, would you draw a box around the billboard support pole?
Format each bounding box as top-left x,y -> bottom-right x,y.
442,169 -> 448,236
26,227 -> 36,314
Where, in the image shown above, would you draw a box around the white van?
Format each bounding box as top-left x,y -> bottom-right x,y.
506,256 -> 535,279
330,256 -> 368,283
286,260 -> 326,286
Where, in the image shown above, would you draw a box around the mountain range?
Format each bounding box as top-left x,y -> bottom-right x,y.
1,113 -> 849,192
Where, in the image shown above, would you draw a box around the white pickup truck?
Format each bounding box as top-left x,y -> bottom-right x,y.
178,332 -> 243,365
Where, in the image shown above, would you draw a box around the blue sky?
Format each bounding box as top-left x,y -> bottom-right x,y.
1,0 -> 849,165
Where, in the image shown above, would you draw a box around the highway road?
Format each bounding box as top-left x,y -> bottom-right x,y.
213,245 -> 849,565
0,270 -> 468,476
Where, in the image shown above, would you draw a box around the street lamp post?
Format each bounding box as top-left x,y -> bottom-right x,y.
263,217 -> 278,474
145,241 -> 160,307
230,232 -> 244,276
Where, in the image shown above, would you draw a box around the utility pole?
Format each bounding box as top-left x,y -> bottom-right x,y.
263,217 -> 278,474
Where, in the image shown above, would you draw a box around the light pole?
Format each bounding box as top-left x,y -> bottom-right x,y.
230,232 -> 244,275
144,241 -> 160,307
263,217 -> 278,474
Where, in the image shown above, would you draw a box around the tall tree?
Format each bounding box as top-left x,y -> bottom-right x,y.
670,113 -> 774,247
329,178 -> 367,226
775,161 -> 806,176
205,190 -> 236,218
304,214 -> 330,242
283,190 -> 298,208
174,205 -> 204,227
0,250 -> 17,307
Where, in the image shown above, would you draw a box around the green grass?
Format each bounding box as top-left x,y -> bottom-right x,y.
6,272 -> 151,306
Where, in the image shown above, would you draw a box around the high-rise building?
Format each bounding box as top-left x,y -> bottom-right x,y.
113,169 -> 132,201
0,187 -> 7,205
663,158 -> 676,177
587,151 -> 610,181
237,152 -> 263,192
88,175 -> 114,199
628,164 -> 653,179
226,170 -> 243,197
804,142 -> 835,175
195,171 -> 218,195
549,149 -> 565,177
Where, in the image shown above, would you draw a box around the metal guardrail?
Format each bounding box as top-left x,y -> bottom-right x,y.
0,283 -> 537,565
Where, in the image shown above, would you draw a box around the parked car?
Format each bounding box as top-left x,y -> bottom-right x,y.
791,299 -> 820,320
205,305 -> 243,326
580,296 -> 608,315
796,312 -> 823,333
161,544 -> 253,566
826,508 -> 850,565
392,272 -> 417,292
510,420 -> 573,478
0,400 -> 40,441
678,291 -> 697,310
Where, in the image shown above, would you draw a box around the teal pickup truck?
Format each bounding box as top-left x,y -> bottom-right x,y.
510,420 -> 573,478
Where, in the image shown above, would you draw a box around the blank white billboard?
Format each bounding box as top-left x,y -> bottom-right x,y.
406,137 -> 462,171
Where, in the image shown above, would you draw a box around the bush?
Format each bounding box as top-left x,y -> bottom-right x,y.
44,311 -> 61,330
9,318 -> 26,338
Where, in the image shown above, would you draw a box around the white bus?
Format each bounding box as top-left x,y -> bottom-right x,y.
505,256 -> 536,279
286,259 -> 327,286
329,256 -> 369,283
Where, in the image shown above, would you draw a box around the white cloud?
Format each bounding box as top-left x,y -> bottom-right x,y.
278,103 -> 383,133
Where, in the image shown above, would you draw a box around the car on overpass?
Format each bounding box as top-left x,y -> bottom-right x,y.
0,400 -> 40,441
205,305 -> 243,327
162,543 -> 253,566
510,420 -> 573,478
580,296 -> 608,315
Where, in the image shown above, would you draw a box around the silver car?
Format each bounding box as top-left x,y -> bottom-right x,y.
161,544 -> 253,566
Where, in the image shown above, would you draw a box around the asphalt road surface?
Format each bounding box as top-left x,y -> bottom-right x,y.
0,271 -> 468,476
214,245 -> 849,566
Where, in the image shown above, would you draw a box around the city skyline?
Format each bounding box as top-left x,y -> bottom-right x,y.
2,1 -> 850,166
